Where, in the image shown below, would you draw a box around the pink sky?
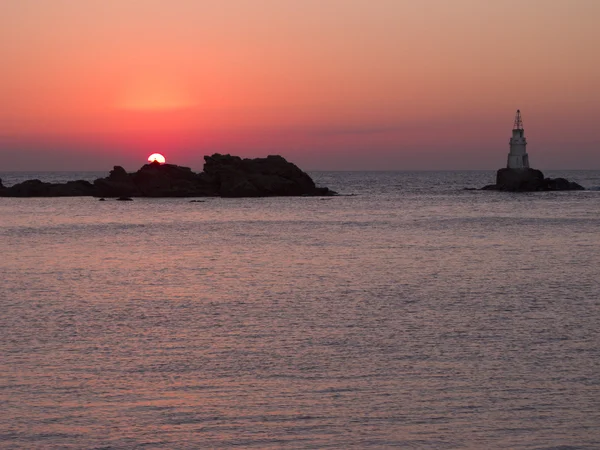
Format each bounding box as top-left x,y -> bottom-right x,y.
1,0 -> 599,170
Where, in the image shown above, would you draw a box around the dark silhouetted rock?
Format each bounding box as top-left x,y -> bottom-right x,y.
93,161 -> 215,198
132,162 -> 211,197
109,165 -> 129,181
482,168 -> 585,192
0,154 -> 336,198
56,180 -> 95,196
0,179 -> 95,197
117,196 -> 133,201
93,165 -> 140,198
497,168 -> 545,191
2,179 -> 47,196
202,153 -> 335,197
545,177 -> 584,191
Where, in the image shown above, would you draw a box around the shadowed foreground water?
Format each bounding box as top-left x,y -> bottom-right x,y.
1,171 -> 599,449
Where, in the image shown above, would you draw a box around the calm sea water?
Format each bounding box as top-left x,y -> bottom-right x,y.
1,171 -> 599,449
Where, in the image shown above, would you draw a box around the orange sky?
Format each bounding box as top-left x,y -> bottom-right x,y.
1,0 -> 599,170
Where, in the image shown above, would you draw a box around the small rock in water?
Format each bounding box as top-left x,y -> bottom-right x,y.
98,198 -> 106,201
117,196 -> 133,201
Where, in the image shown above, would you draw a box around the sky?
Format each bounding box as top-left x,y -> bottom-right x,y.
1,0 -> 599,171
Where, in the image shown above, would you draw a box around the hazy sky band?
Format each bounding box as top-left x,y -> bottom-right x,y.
1,0 -> 599,170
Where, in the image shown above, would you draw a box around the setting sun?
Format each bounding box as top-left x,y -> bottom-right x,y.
148,153 -> 166,164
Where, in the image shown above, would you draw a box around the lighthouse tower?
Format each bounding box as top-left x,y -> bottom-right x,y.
507,110 -> 529,169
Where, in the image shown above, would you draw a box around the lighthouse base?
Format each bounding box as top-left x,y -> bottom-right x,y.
496,168 -> 543,191
482,168 -> 584,192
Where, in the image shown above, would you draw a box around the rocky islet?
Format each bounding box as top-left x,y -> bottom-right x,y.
482,167 -> 584,192
0,154 -> 336,198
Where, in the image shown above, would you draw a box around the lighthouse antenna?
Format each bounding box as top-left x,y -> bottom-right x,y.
513,109 -> 524,130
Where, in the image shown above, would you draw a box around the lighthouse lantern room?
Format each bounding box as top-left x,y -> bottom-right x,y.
507,110 -> 530,169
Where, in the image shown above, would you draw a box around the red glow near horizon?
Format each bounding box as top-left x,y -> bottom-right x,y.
1,2 -> 599,170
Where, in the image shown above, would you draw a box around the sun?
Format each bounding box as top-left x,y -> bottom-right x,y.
148,153 -> 166,164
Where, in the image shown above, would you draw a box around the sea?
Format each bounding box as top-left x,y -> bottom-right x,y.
1,170 -> 599,449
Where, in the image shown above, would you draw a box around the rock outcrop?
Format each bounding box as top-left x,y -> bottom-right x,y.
482,168 -> 584,192
545,177 -> 585,191
201,154 -> 332,197
0,154 -> 336,198
93,162 -> 213,198
0,179 -> 95,197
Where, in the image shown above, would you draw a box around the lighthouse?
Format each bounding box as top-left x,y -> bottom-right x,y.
507,110 -> 529,169
482,109 -> 584,191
